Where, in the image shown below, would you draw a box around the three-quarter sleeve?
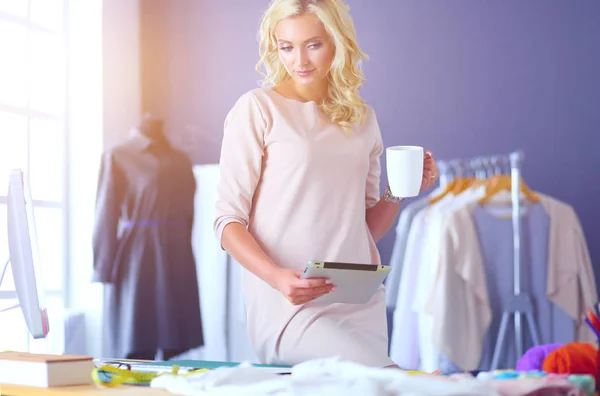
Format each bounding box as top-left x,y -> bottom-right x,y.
214,92 -> 267,246
365,108 -> 383,209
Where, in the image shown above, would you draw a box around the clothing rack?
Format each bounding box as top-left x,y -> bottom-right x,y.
437,151 -> 540,370
436,153 -> 511,185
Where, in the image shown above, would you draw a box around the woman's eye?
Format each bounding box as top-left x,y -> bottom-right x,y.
308,43 -> 322,49
279,46 -> 292,52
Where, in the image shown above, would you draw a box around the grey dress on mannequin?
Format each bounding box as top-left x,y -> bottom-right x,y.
92,117 -> 204,359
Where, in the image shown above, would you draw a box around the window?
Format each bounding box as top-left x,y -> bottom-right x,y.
0,0 -> 67,353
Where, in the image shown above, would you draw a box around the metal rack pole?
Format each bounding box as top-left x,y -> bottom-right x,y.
490,151 -> 540,370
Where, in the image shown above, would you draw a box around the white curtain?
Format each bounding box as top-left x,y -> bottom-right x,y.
190,164 -> 258,363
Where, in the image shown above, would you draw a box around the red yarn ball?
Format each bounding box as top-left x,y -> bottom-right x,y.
542,342 -> 598,383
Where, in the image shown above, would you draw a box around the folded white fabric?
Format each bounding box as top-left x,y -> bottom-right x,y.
150,358 -> 498,396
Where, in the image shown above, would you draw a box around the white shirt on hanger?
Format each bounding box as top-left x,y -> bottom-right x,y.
385,196 -> 433,308
388,203 -> 429,368
413,186 -> 486,372
389,189 -> 455,368
389,184 -> 488,370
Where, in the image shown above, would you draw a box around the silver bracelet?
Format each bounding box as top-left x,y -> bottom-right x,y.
382,185 -> 405,205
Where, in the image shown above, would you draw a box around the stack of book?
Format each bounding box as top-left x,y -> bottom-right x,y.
0,351 -> 95,388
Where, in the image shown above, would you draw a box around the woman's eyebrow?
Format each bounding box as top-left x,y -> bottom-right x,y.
277,36 -> 325,44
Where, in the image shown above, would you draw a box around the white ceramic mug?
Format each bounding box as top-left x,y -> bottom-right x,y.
386,145 -> 424,198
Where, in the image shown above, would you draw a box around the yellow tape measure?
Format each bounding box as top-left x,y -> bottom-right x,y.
92,364 -> 210,387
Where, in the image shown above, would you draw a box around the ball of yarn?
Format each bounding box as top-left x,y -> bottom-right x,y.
516,343 -> 563,371
542,342 -> 598,383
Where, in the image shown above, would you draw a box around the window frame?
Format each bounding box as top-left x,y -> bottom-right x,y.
0,0 -> 70,352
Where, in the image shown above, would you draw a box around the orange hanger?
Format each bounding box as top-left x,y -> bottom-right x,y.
428,178 -> 458,204
471,176 -> 488,189
478,174 -> 540,205
429,159 -> 466,204
451,176 -> 476,195
428,176 -> 477,204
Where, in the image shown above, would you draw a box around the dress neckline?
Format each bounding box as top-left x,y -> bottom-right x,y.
267,87 -> 320,106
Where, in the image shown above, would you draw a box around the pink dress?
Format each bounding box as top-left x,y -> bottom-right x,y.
214,87 -> 393,367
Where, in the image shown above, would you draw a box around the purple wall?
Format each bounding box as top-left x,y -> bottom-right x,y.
140,1 -> 600,289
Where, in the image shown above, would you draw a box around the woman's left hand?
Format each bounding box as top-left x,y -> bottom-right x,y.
420,150 -> 439,192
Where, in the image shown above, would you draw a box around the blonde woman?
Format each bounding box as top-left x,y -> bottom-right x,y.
214,0 -> 438,368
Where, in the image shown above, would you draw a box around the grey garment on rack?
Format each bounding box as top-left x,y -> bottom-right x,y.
437,203 -> 574,373
385,197 -> 430,308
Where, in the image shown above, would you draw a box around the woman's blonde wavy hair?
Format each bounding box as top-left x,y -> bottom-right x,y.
256,0 -> 369,133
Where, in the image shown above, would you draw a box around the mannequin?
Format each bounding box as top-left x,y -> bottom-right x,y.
137,113 -> 168,145
92,116 -> 204,360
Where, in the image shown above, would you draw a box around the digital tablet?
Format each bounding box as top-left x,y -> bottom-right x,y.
299,261 -> 390,304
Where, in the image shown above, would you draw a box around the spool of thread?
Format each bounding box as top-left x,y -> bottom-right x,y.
542,342 -> 598,386
516,343 -> 563,372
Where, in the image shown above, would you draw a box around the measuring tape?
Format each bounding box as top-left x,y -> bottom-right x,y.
92,364 -> 210,387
